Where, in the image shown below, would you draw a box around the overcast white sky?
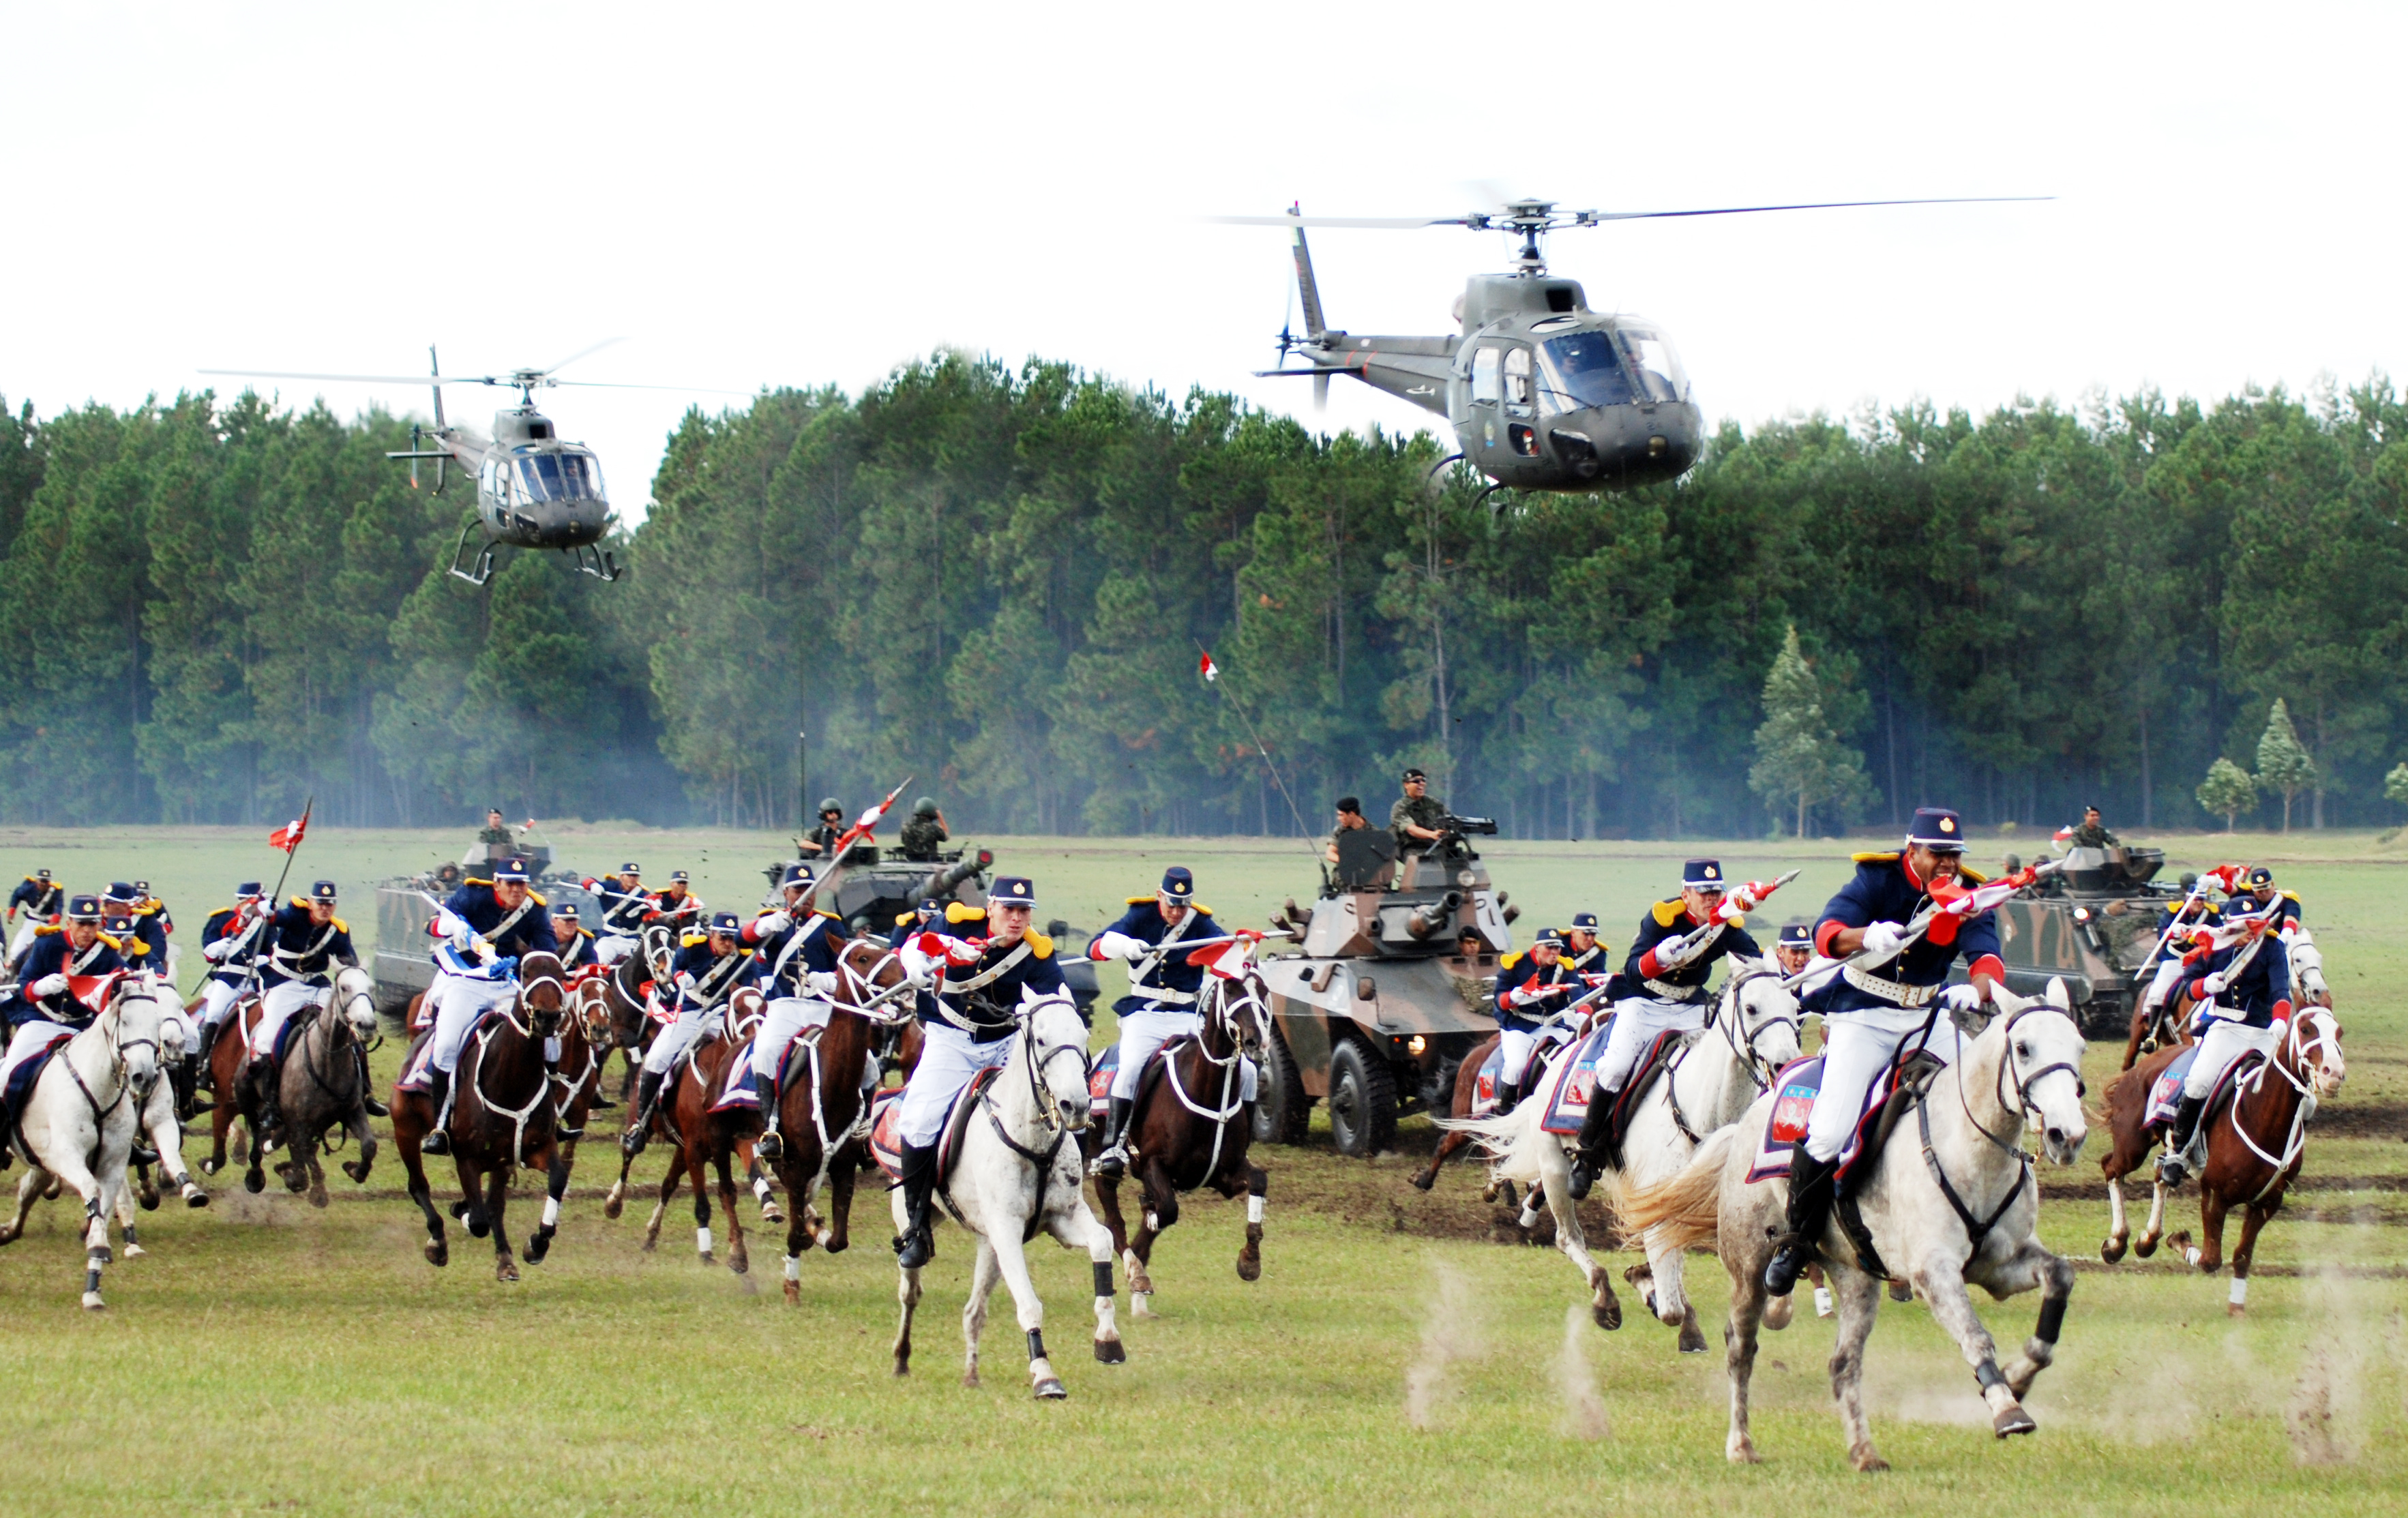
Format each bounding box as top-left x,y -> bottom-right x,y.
3,1 -> 2401,522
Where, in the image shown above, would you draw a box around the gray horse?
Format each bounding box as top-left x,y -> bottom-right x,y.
248,966 -> 381,1206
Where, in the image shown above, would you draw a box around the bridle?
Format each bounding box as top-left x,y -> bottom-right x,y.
1017,1001 -> 1091,1140
1914,997 -> 2083,1253
2229,1007 -> 2342,1201
1710,965 -> 1802,1093
835,941 -> 921,1024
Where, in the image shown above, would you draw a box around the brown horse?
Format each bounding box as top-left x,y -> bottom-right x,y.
199,988 -> 266,1182
756,938 -> 919,1299
2098,1004 -> 2347,1310
522,966 -> 616,1264
2119,984 -> 2197,1072
1092,949 -> 1270,1315
602,988 -> 769,1271
389,953 -> 569,1281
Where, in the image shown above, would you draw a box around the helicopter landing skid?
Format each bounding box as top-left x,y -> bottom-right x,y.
569,543 -> 623,582
445,522 -> 499,587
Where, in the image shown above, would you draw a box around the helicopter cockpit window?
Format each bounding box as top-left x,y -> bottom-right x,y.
1618,328 -> 1691,404
1539,331 -> 1637,410
1471,346 -> 1501,404
516,450 -> 608,503
1502,346 -> 1532,415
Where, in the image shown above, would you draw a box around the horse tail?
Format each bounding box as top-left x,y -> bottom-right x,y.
1433,1098 -> 1548,1186
1616,1123 -> 1744,1253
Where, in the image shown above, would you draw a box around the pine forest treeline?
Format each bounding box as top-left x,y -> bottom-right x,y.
3,357 -> 2406,839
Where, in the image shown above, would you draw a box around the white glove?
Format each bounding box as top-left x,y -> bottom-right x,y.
805,970 -> 839,997
1942,983 -> 1987,1013
202,937 -> 235,964
754,909 -> 793,937
29,973 -> 68,998
473,936 -> 497,964
1858,921 -> 1907,960
1092,930 -> 1148,960
434,908 -> 473,947
2197,971 -> 2229,998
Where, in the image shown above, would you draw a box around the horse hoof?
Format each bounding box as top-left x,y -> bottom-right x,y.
282,1170 -> 307,1195
1409,1171 -> 1435,1192
963,1369 -> 980,1388
1728,1440 -> 1761,1465
1095,1337 -> 1125,1365
137,1191 -> 160,1213
2227,1301 -> 2247,1318
762,1204 -> 784,1225
2100,1238 -> 2126,1264
2133,1236 -> 2159,1260
1852,1452 -> 1890,1474
1593,1297 -> 1622,1331
81,1292 -> 104,1311
526,1231 -> 552,1265
424,1240 -> 449,1268
1993,1403 -> 2036,1438
822,1236 -> 846,1256
1131,1293 -> 1155,1320
466,1217 -> 491,1240
243,1170 -> 264,1195
497,1259 -> 520,1283
342,1162 -> 370,1184
309,1189 -> 329,1210
1236,1251 -> 1262,1283
1677,1318 -> 1708,1354
698,1250 -> 714,1266
124,1242 -> 147,1260
200,1159 -> 220,1177
185,1189 -> 209,1209
728,1254 -> 747,1275
1887,1279 -> 1913,1303
1033,1378 -> 1067,1400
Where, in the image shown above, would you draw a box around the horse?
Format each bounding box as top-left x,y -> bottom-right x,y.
1409,1026 -> 1578,1212
390,951 -> 569,1281
1620,981 -> 2088,1470
112,1049 -> 209,1255
606,987 -> 772,1270
891,990 -> 1125,1399
240,966 -> 381,1206
1444,962 -> 1804,1346
760,938 -> 919,1299
0,972 -> 166,1309
2098,1003 -> 2345,1309
601,921 -> 677,1103
1092,940 -> 1271,1316
522,964 -> 616,1264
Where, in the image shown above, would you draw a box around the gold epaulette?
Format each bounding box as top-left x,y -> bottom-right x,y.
1959,866 -> 1989,886
893,912 -> 916,928
2282,891 -> 2302,904
1026,929 -> 1054,957
465,878 -> 493,888
1125,895 -> 1153,906
816,909 -> 842,922
331,916 -> 348,933
946,902 -> 984,925
1852,851 -> 1901,865
32,924 -> 59,938
110,935 -> 136,954
1499,949 -> 1524,970
681,932 -> 707,949
529,891 -> 547,908
1651,899 -> 1682,927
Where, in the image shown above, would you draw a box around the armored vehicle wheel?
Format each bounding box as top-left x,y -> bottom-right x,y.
1326,1037 -> 1397,1158
1251,1026 -> 1311,1146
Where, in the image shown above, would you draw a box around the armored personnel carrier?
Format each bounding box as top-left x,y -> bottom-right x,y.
1985,844 -> 2183,1039
1251,816 -> 1519,1157
370,832 -> 598,1017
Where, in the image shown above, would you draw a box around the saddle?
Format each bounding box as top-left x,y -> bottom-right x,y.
1084,1037 -> 1203,1126
0,1030 -> 74,1159
393,1007 -> 509,1093
1746,1046 -> 1947,1280
869,1065 -> 1005,1189
2145,1045 -> 2259,1133
1534,1017 -> 1622,1136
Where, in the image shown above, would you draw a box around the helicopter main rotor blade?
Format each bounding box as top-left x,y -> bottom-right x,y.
537,336 -> 627,377
197,368 -> 496,387
537,378 -> 749,395
1575,195 -> 2051,222
1208,213 -> 1473,229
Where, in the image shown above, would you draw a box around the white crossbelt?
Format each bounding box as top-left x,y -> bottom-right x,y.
1841,964 -> 1940,1007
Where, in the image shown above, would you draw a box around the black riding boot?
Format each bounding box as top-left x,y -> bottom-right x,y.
2158,1094 -> 2208,1185
754,1071 -> 783,1161
1094,1098 -> 1133,1178
193,1015 -> 221,1073
356,1045 -> 389,1118
1764,1150 -> 1836,1296
1492,1077 -> 1521,1116
621,1069 -> 664,1157
1567,1084 -> 1621,1201
894,1141 -> 938,1268
421,1068 -> 454,1156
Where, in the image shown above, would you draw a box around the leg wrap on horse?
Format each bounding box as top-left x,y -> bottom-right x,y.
2035,1292 -> 2067,1345
1092,1260 -> 1114,1298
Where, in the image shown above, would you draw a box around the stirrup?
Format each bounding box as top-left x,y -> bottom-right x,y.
756,1127 -> 784,1161
1092,1143 -> 1127,1179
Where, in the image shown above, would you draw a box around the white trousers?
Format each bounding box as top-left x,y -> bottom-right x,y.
1804,1008 -> 1959,1163
430,970 -> 518,1074
1592,996 -> 1706,1095
749,995 -> 835,1082
1498,1028 -> 1543,1086
0,1020 -> 78,1088
1110,1007 -> 1200,1099
642,998 -> 718,1075
596,934 -> 638,966
3,921 -> 38,969
2141,957 -> 2188,1012
2184,1017 -> 2280,1100
897,1023 -> 1011,1147
250,981 -> 328,1065
197,979 -> 246,1031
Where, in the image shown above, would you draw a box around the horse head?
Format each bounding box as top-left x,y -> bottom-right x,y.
835,937 -> 915,1020
1727,962 -> 1804,1082
574,972 -> 615,1052
333,964 -> 379,1040
1200,939 -> 1272,1062
106,972 -> 166,1090
1017,987 -> 1092,1134
2287,929 -> 2334,1009
2288,1004 -> 2347,1099
1991,977 -> 2089,1165
515,951 -> 568,1039
640,921 -> 677,984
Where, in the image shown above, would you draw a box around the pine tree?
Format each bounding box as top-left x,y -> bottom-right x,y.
1749,625 -> 1869,837
2384,762 -> 2408,812
2255,698 -> 2317,832
2196,757 -> 2257,832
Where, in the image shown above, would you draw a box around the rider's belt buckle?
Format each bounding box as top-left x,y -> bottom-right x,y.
1841,965 -> 1939,1007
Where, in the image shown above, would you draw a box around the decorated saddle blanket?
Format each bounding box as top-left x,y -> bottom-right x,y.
707,1036 -> 760,1114
1537,1019 -> 1614,1136
392,1008 -> 509,1094
1,1030 -> 74,1150
1746,1050 -> 1939,1185
1087,1043 -> 1120,1119
869,1066 -> 1003,1187
2145,1045 -> 2259,1131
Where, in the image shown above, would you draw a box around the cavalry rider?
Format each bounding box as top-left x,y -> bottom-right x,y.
5,867 -> 64,968
1568,859 -> 1768,1199
1764,807 -> 2004,1297
581,862 -> 657,966
2156,897 -> 2294,1187
2230,864 -> 2303,935
0,895 -> 126,1080
891,876 -> 1065,1269
2132,872 -> 2222,1021
249,880 -> 372,1138
651,869 -> 704,927
551,902 -> 599,972
620,910 -> 758,1155
1562,912 -> 1611,980
744,863 -> 849,1163
104,882 -> 193,1065
422,859 -> 556,1157
1391,767 -> 1448,853
1773,919 -> 1815,978
194,881 -> 271,1066
898,797 -> 950,863
1088,866 -> 1219,1178
1491,926 -> 1579,1116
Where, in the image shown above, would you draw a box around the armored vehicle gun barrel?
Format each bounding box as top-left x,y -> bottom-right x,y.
922,849 -> 994,903
1442,814 -> 1499,835
1406,891 -> 1463,940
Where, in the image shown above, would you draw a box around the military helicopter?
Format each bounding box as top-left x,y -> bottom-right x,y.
201,342 -> 723,584
1217,194 -> 2044,496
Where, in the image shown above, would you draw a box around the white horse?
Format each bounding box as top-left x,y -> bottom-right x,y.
1446,962 -> 1803,1345
0,973 -> 166,1309
1621,980 -> 2089,1470
113,1037 -> 210,1256
891,990 -> 1125,1398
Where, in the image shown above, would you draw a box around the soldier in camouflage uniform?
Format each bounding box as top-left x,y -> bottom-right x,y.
2067,805 -> 2118,849
1391,768 -> 1448,852
897,797 -> 949,863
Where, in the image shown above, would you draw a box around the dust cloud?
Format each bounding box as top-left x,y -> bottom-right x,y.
1403,1257 -> 1483,1430
1554,1302 -> 1610,1440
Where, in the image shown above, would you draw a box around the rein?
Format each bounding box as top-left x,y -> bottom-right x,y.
464,979 -> 562,1165
2229,1014 -> 2332,1204
1917,1000 -> 2080,1252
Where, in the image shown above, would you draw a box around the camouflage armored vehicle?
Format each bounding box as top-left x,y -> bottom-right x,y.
370,831 -> 599,1017
1981,844 -> 2183,1039
1251,816 -> 1521,1157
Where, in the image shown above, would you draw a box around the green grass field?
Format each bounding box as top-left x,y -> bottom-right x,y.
0,824 -> 2400,1515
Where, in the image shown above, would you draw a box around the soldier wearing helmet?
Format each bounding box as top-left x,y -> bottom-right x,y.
801,799 -> 846,859
897,797 -> 950,863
